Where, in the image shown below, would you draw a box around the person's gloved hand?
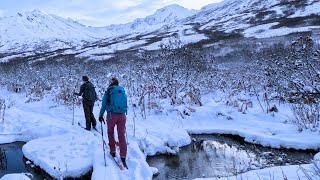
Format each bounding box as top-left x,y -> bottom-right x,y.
99,116 -> 105,123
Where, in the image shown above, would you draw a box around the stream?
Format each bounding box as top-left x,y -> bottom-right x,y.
147,134 -> 315,180
0,142 -> 45,179
0,135 -> 315,180
0,142 -> 91,180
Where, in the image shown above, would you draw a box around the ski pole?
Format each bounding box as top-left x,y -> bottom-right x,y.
72,94 -> 75,125
125,126 -> 129,145
100,121 -> 107,167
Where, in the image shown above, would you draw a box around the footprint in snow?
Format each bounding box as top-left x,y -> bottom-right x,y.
49,156 -> 56,160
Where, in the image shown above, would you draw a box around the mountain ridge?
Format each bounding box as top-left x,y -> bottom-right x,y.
1,0 -> 320,62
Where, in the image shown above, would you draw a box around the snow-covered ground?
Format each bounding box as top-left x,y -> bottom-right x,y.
290,1 -> 320,18
183,92 -> 320,150
0,88 -> 320,179
0,173 -> 31,180
244,23 -> 320,39
196,164 -> 314,180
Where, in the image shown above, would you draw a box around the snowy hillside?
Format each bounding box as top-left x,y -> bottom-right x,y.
188,0 -> 320,38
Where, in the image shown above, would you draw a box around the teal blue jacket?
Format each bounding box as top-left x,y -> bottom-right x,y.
99,90 -> 110,117
99,84 -> 117,117
99,84 -> 128,117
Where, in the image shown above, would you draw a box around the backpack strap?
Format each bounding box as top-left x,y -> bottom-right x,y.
107,85 -> 114,120
107,86 -> 112,103
84,81 -> 91,100
83,82 -> 88,99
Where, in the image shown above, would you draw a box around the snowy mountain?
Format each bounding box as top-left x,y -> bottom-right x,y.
0,9 -> 113,53
105,4 -> 197,33
0,5 -> 196,62
84,0 -> 320,57
1,0 -> 320,62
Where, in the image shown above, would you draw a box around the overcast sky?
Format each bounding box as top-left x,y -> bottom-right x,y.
0,0 -> 223,27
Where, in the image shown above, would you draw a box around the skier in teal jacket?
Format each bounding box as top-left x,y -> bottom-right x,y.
99,77 -> 128,169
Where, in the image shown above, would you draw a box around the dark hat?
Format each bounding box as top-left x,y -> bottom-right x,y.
110,77 -> 119,85
82,76 -> 89,81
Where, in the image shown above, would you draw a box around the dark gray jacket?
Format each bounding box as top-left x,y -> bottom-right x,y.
75,81 -> 97,101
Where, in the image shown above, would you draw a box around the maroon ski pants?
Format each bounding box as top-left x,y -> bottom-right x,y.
106,112 -> 127,158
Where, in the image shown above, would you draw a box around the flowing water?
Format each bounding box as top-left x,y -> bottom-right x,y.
147,134 -> 315,180
0,136 -> 315,180
0,142 -> 91,180
0,142 -> 45,179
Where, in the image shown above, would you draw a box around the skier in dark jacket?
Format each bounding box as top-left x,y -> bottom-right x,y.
99,77 -> 128,168
74,76 -> 97,131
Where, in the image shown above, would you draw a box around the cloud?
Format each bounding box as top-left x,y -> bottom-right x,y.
41,0 -> 174,26
177,0 -> 223,10
0,9 -> 5,17
33,0 -> 150,26
0,0 -> 224,26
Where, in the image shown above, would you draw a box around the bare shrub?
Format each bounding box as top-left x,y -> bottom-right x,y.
4,35 -> 319,124
7,83 -> 24,93
260,36 -> 320,103
300,159 -> 320,180
291,102 -> 320,132
0,98 -> 6,124
25,80 -> 52,101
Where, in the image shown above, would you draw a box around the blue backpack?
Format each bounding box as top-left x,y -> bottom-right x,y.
107,85 -> 128,114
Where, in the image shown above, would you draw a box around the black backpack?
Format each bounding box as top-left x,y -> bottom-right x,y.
84,82 -> 97,101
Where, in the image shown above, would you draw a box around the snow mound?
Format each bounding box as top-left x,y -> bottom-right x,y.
22,129 -> 97,179
314,152 -> 320,161
0,173 -> 32,180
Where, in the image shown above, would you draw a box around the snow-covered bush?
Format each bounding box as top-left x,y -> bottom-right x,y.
0,98 -> 5,124
300,154 -> 320,180
52,74 -> 81,108
258,36 -> 320,103
0,147 -> 7,170
122,38 -> 211,117
6,83 -> 24,93
291,102 -> 320,132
